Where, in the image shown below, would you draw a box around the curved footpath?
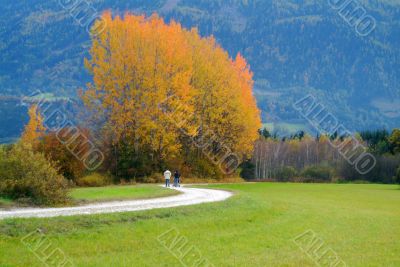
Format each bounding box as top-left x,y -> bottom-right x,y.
0,186 -> 232,220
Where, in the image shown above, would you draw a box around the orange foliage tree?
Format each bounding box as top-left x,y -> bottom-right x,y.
38,128 -> 92,181
21,104 -> 46,147
82,12 -> 261,178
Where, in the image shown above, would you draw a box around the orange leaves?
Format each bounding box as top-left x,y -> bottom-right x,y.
83,12 -> 261,163
21,104 -> 46,146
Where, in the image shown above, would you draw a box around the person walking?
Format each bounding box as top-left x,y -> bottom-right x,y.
174,170 -> 181,187
164,169 -> 171,187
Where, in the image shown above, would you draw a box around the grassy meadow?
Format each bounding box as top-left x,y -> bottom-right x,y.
0,183 -> 399,266
70,184 -> 179,203
0,184 -> 179,208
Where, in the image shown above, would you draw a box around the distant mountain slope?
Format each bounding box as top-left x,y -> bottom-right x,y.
0,0 -> 399,140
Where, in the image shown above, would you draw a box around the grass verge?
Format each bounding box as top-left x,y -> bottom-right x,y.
70,184 -> 180,203
0,184 -> 180,207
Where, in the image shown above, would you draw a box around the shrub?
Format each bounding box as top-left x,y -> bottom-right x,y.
240,160 -> 255,180
396,167 -> 400,184
275,166 -> 297,182
188,156 -> 224,179
337,155 -> 400,184
76,173 -> 112,187
38,129 -> 90,181
142,173 -> 164,183
0,144 -> 69,205
301,165 -> 333,182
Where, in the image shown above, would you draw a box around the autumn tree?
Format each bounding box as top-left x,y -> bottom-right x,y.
82,12 -> 261,178
38,128 -> 93,181
389,129 -> 400,154
21,104 -> 46,146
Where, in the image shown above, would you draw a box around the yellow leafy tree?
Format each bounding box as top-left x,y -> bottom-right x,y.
82,12 -> 262,177
21,104 -> 46,146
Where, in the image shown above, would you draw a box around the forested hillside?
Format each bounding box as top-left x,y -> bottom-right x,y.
1,0 -> 399,141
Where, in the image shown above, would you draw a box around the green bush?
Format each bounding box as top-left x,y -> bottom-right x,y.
0,144 -> 69,205
239,160 -> 255,180
76,173 -> 112,187
396,167 -> 400,184
301,165 -> 333,182
274,166 -> 297,181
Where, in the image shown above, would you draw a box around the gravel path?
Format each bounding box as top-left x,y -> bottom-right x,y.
0,186 -> 232,219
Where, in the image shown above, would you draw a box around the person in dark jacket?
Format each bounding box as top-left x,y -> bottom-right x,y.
174,170 -> 181,187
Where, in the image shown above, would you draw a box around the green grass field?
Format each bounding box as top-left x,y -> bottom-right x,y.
69,184 -> 179,203
0,184 -> 178,207
0,183 -> 399,266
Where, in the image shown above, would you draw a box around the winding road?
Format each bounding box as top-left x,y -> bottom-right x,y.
0,186 -> 232,220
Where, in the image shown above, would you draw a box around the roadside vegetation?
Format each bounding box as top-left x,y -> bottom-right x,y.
0,196 -> 13,208
0,183 -> 179,208
69,184 -> 180,203
0,143 -> 69,206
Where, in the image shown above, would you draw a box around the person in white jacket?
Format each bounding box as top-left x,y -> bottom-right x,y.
164,170 -> 171,187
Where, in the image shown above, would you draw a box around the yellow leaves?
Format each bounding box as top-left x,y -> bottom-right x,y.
21,104 -> 46,146
83,12 -> 261,162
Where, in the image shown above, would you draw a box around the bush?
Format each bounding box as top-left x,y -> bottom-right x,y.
0,144 -> 69,205
188,156 -> 224,179
76,173 -> 112,187
301,165 -> 333,182
274,166 -> 297,182
240,160 -> 255,180
337,155 -> 400,184
396,167 -> 400,184
142,173 -> 164,183
38,129 -> 90,181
